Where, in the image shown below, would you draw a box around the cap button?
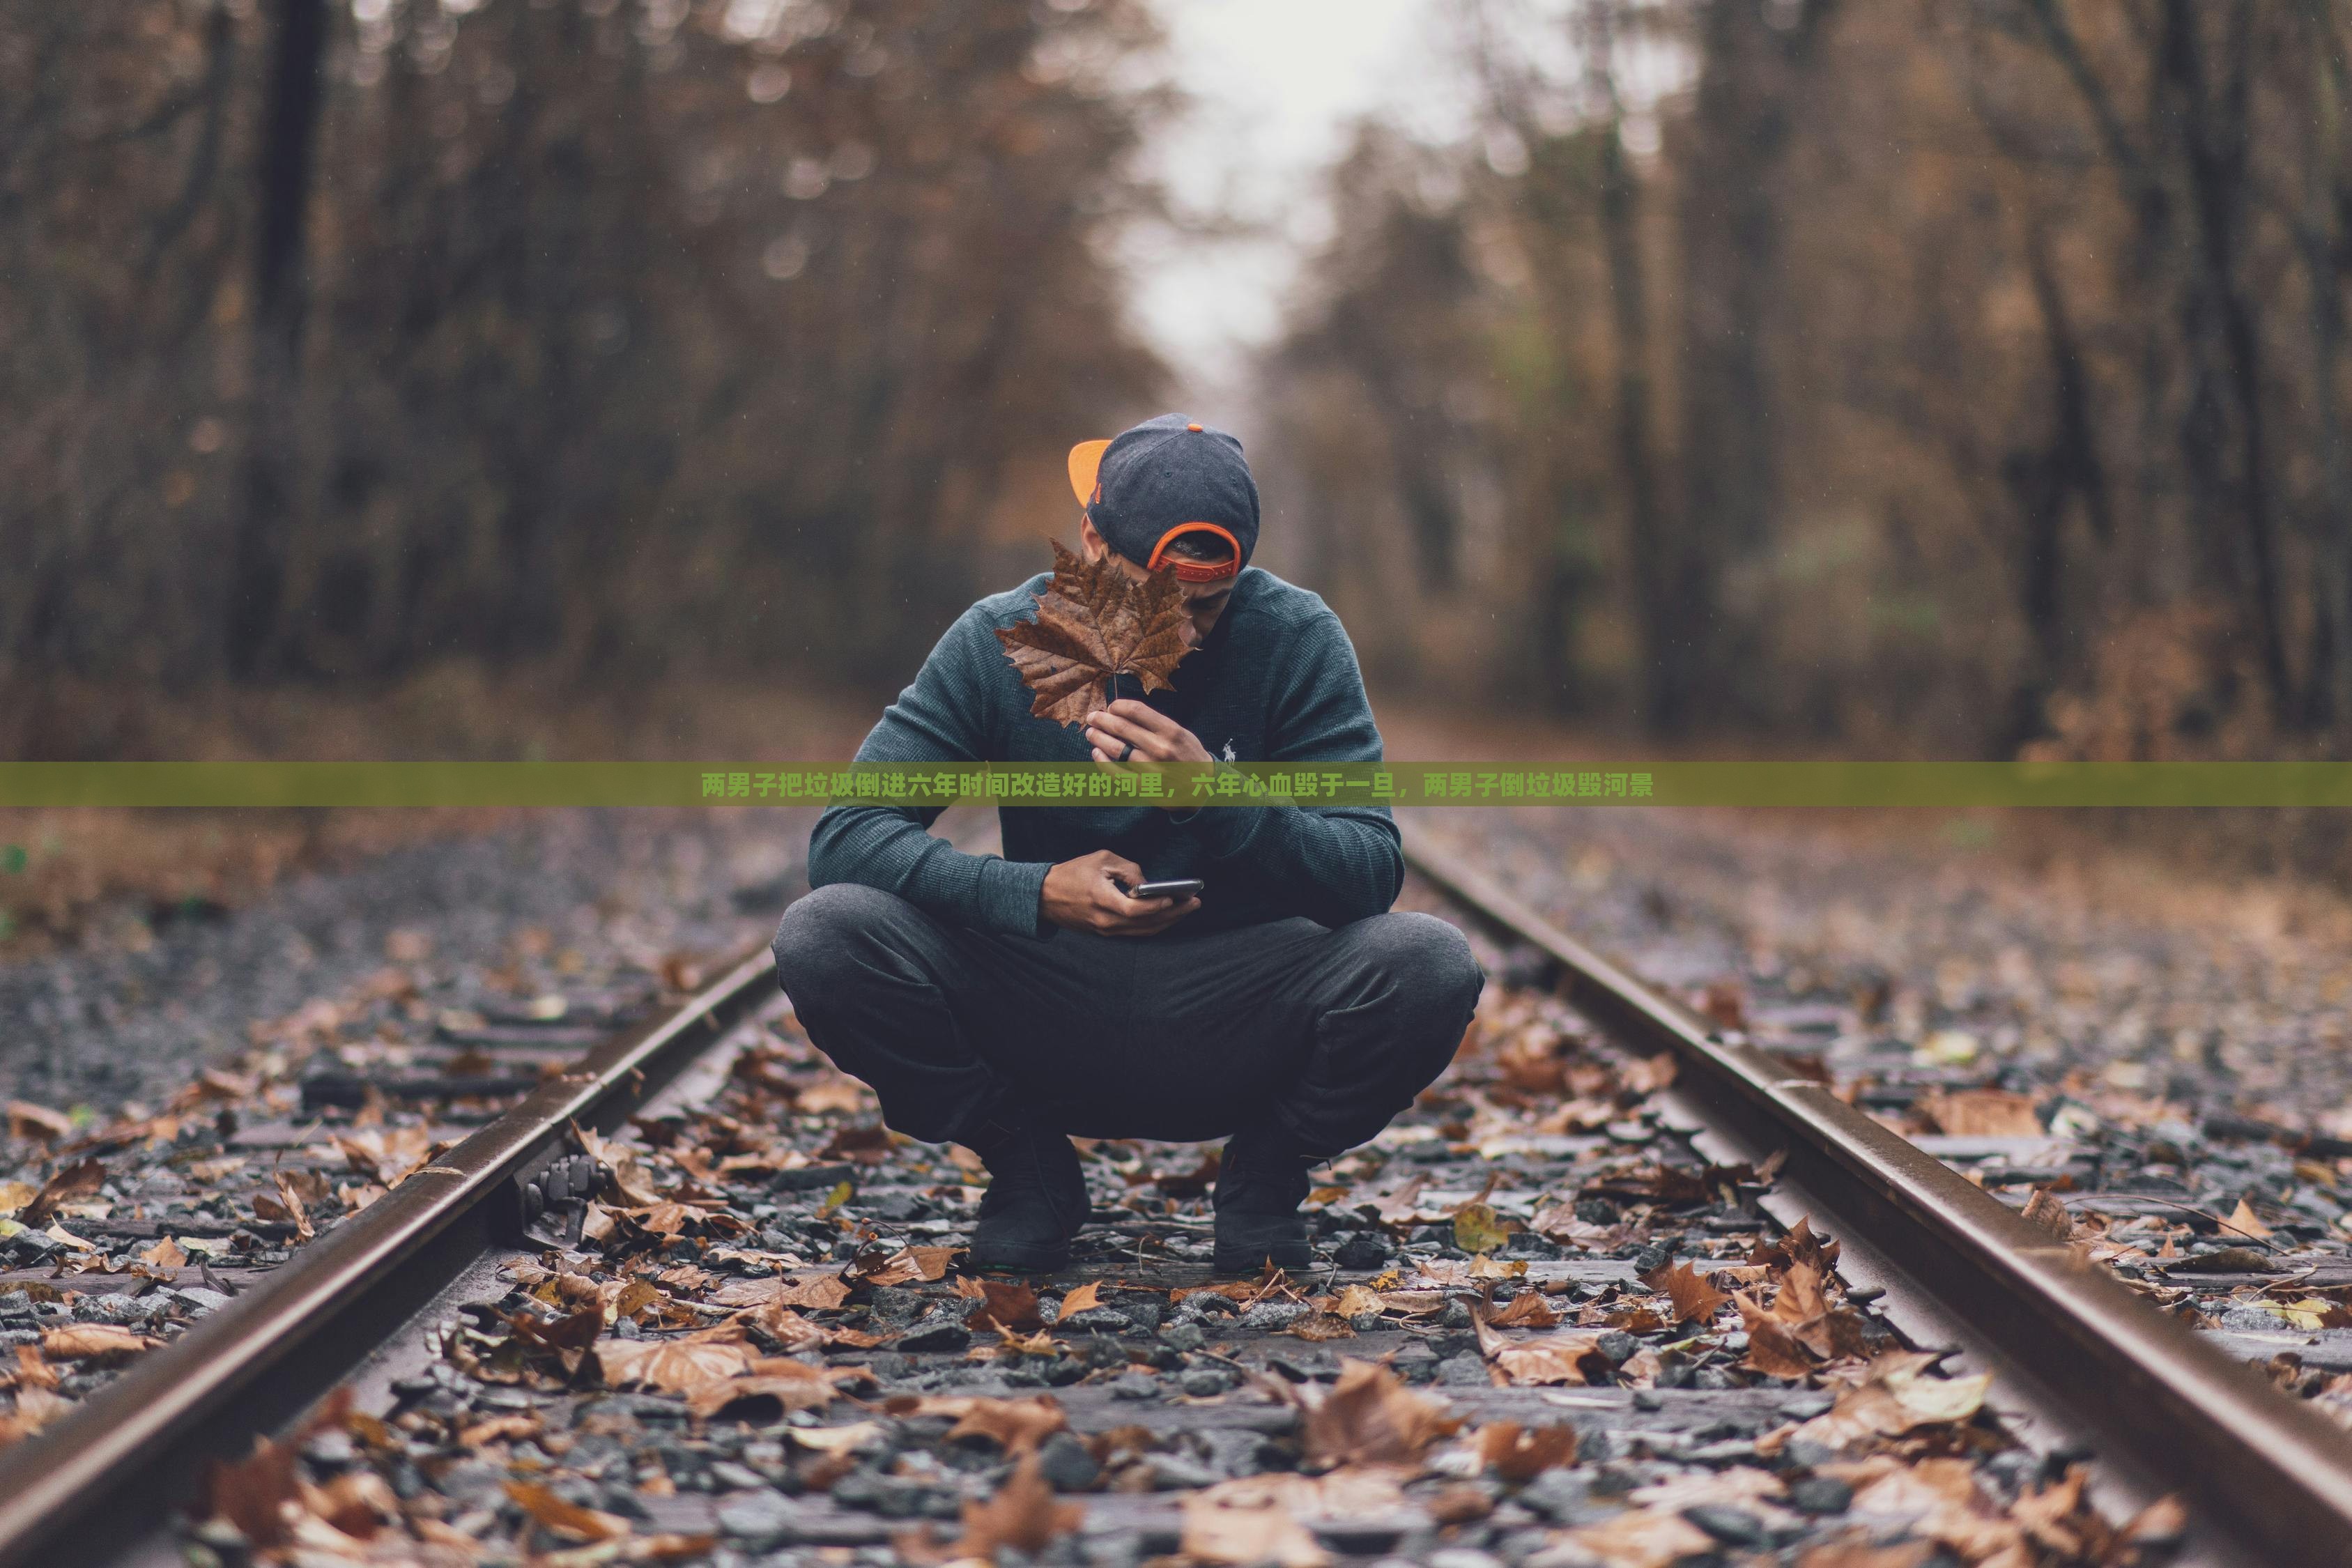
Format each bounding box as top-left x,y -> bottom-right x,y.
1185,422 -> 1202,432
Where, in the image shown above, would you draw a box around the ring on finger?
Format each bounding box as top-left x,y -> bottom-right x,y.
1118,740 -> 1135,762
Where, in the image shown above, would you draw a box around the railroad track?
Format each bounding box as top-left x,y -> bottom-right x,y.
0,820 -> 2346,1565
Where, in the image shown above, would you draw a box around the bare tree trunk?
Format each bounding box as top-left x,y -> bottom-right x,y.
1584,3 -> 1672,731
1670,0 -> 1836,734
228,0 -> 330,679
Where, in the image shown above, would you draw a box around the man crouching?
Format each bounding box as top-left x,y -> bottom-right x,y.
773,413 -> 1482,1273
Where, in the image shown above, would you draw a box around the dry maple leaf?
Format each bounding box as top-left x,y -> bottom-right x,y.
1054,1280 -> 1105,1321
954,1452 -> 1083,1560
1781,1351 -> 1991,1453
965,1279 -> 1046,1335
995,539 -> 1194,726
1643,1260 -> 1731,1326
1298,1358 -> 1460,1467
1473,1310 -> 1608,1387
2019,1185 -> 2075,1242
686,1360 -> 856,1420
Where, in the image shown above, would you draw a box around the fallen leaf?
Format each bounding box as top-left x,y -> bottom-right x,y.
715,1270 -> 852,1312
1473,1311 -> 1608,1386
1328,1284 -> 1385,1319
1181,1477 -> 1331,1568
1794,1538 -> 1934,1567
0,1181 -> 33,1215
924,1394 -> 1070,1452
8,1346 -> 56,1392
5,1102 -> 74,1144
504,1479 -> 630,1543
853,1245 -> 960,1288
790,1420 -> 881,1453
205,1434 -> 302,1548
139,1236 -> 189,1271
1644,1260 -> 1730,1325
1476,1421 -> 1578,1482
1452,1202 -> 1514,1254
42,1324 -> 159,1362
458,1413 -> 543,1447
1785,1353 -> 1991,1454
1298,1358 -> 1460,1467
995,539 -> 1194,726
966,1279 -> 1045,1335
956,1451 -> 1085,1558
1559,1506 -> 1716,1568
686,1360 -> 858,1420
1055,1280 -> 1105,1321
1288,1312 -> 1358,1342
1488,1291 -> 1558,1329
2224,1197 -> 2274,1242
1918,1089 -> 2044,1137
590,1332 -> 755,1398
18,1158 -> 104,1229
2020,1187 -> 2075,1243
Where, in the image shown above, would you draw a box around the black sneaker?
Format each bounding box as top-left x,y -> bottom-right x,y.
1212,1123 -> 1318,1273
967,1119 -> 1089,1273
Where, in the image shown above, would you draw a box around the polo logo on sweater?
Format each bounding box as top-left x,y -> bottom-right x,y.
1220,740 -> 1236,762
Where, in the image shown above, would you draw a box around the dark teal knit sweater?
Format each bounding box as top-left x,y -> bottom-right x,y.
807,565 -> 1401,937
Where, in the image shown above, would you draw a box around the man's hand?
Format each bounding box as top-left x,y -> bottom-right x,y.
1041,850 -> 1200,937
1086,699 -> 1215,811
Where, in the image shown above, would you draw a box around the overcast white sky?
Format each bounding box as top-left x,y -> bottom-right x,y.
1124,0 -> 1471,403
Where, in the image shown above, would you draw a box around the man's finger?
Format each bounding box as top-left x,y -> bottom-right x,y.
1107,700 -> 1180,734
1084,714 -> 1159,756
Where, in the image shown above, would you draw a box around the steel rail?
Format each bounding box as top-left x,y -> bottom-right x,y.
1401,824 -> 2352,1568
0,942 -> 780,1568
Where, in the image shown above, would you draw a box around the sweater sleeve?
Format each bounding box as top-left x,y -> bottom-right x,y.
1181,610 -> 1403,925
805,611 -> 1053,937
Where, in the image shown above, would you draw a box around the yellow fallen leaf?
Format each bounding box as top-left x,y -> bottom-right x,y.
1056,1281 -> 1105,1321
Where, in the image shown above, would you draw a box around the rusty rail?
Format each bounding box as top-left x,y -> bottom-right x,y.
1402,824 -> 2352,1568
0,944 -> 779,1568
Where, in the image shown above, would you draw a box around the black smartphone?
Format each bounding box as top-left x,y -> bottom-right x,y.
1120,877 -> 1204,900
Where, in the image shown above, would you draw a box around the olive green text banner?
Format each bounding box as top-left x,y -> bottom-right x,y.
5,761 -> 2352,808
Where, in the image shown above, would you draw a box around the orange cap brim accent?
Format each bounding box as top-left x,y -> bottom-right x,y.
1068,439 -> 1112,506
1147,523 -> 1241,581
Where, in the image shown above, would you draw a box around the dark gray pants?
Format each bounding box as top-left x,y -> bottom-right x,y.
771,884 -> 1483,1155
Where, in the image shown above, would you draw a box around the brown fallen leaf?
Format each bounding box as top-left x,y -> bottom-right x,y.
1486,1291 -> 1558,1330
590,1330 -> 755,1398
138,1236 -> 189,1272
1181,1477 -> 1331,1568
1794,1539 -> 1934,1568
1751,1215 -> 1841,1275
504,1479 -> 631,1543
1918,1089 -> 2044,1137
854,1245 -> 961,1288
1783,1352 -> 1991,1454
686,1360 -> 858,1420
1559,1505 -> 1716,1568
17,1158 -> 104,1230
1473,1310 -> 1608,1387
1476,1421 -> 1578,1482
1287,1312 -> 1358,1342
206,1434 -> 302,1548
2020,1186 -> 2075,1243
1742,1309 -> 1820,1380
1644,1260 -> 1730,1326
2224,1196 -> 2275,1242
41,1324 -> 160,1362
1298,1358 -> 1461,1467
5,1102 -> 74,1144
1452,1201 -> 1514,1255
995,539 -> 1194,727
879,1393 -> 1072,1453
966,1279 -> 1045,1335
8,1345 -> 57,1392
1055,1280 -> 1105,1321
955,1452 -> 1084,1558
458,1413 -> 544,1447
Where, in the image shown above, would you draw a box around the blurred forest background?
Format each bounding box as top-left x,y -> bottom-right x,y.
8,0 -> 2352,767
